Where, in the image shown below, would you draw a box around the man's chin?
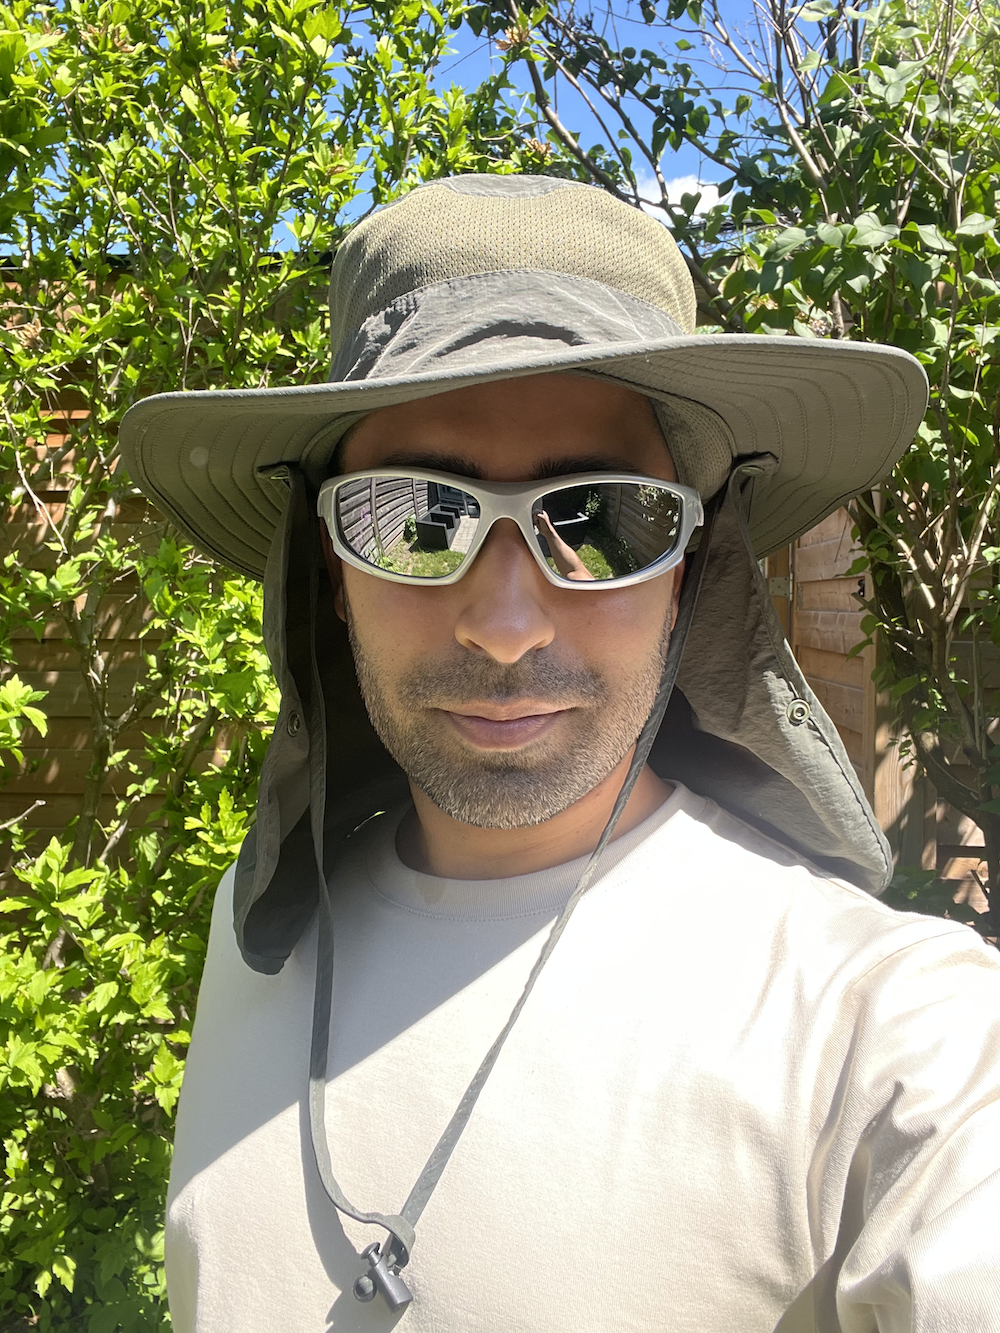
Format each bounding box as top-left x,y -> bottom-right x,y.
404,741 -> 619,831
418,784 -> 582,832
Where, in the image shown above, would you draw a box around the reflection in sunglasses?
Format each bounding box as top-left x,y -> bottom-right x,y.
330,473 -> 685,585
336,476 -> 473,578
532,511 -> 595,581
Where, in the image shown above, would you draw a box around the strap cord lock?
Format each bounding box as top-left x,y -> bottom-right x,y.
353,1240 -> 413,1311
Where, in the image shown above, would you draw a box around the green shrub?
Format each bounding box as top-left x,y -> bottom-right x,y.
0,0 -> 570,1323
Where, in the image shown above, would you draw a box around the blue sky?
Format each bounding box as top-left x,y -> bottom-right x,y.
435,0 -> 761,206
269,2 -> 765,242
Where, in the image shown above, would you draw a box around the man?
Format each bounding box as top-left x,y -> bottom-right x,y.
121,175 -> 1000,1332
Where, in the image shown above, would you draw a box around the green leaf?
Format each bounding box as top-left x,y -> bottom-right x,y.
850,212 -> 899,249
88,1305 -> 124,1333
888,675 -> 920,699
956,213 -> 995,237
25,969 -> 49,1005
270,23 -> 307,53
52,1254 -> 77,1293
816,222 -> 846,248
88,981 -> 120,1013
179,85 -> 200,116
908,222 -> 955,253
765,227 -> 809,260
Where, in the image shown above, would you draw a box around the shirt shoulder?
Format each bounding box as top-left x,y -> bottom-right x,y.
645,786 -> 1000,989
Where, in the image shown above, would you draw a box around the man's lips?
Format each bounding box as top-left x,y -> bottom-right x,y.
441,703 -> 570,750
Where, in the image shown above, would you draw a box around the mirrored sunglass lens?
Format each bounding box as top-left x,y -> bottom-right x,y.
531,482 -> 682,581
335,476 -> 481,578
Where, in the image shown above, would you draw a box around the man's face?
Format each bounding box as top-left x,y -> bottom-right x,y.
322,373 -> 684,830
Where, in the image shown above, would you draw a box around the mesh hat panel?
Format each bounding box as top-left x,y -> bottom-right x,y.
328,177 -> 698,361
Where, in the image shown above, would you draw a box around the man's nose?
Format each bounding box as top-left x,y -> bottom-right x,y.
452,519 -> 556,662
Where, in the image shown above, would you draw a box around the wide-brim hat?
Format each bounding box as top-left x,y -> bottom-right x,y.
120,174 -> 928,579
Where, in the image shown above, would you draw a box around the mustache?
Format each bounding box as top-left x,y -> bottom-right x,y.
395,653 -> 608,710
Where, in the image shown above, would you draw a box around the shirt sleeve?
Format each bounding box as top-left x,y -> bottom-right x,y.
828,923 -> 1000,1333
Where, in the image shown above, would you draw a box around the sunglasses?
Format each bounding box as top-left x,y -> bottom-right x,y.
317,467 -> 704,589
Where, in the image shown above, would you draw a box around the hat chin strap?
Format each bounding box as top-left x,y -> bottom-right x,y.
306,485 -> 725,1314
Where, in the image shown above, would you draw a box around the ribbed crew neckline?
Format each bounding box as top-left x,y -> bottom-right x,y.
358,782 -> 697,921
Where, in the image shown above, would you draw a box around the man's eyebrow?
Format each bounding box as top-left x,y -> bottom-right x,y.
532,455 -> 642,479
373,451 -> 487,478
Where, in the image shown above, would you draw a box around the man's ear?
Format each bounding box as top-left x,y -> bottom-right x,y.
318,519 -> 347,622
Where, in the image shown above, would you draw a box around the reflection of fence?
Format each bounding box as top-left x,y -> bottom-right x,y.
593,485 -> 676,567
615,487 -> 667,566
336,477 -> 430,559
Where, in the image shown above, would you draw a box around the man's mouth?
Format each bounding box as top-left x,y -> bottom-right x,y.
441,703 -> 570,750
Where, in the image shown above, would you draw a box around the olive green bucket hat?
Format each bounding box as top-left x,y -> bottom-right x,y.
119,174 -> 928,578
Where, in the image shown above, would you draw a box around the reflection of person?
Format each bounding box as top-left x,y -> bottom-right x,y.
532,508 -> 595,580
121,175 -> 1000,1332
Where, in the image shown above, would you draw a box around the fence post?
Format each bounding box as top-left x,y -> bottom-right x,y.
370,476 -> 383,556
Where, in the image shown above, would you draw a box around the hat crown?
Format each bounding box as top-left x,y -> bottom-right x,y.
328,175 -> 697,361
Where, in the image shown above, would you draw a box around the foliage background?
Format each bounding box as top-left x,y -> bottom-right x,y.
0,0 -> 560,1326
2,0 -> 997,1326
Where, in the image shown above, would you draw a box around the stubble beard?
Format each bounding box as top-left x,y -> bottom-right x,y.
345,598 -> 672,831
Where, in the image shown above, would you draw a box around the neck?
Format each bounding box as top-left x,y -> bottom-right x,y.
396,751 -> 671,880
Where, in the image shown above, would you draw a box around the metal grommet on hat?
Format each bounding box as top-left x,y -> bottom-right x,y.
786,698 -> 811,726
286,710 -> 301,736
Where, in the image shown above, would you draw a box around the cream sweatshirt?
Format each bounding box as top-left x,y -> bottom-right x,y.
166,783 -> 1000,1332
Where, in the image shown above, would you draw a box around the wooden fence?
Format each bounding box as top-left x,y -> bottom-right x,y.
766,509 -> 988,912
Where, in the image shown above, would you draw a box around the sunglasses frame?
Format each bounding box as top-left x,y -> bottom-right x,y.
318,467 -> 704,590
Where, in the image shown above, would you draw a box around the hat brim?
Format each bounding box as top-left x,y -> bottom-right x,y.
119,333 -> 928,579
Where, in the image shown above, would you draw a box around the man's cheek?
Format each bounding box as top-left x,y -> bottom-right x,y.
345,573 -> 449,656
558,588 -> 669,653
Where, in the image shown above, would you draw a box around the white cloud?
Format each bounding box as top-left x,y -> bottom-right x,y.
635,172 -> 724,217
